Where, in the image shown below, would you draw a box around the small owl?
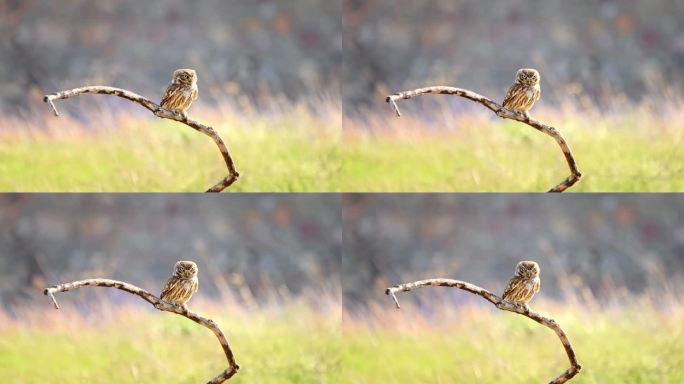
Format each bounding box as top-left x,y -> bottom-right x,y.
501,68 -> 541,118
502,260 -> 541,310
160,260 -> 199,311
160,68 -> 198,118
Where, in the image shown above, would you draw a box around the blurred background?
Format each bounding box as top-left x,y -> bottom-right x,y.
0,194 -> 340,309
0,0 -> 341,192
340,0 -> 684,192
0,194 -> 341,383
343,193 -> 684,308
342,194 -> 684,383
1,0 -> 341,114
344,0 -> 683,111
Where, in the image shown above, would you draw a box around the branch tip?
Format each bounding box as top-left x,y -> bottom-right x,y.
44,96 -> 60,116
387,98 -> 402,117
45,289 -> 60,309
386,289 -> 401,309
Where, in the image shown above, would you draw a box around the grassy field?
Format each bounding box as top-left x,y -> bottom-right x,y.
0,102 -> 340,192
0,300 -> 341,384
342,103 -> 684,192
342,299 -> 684,383
1,97 -> 682,192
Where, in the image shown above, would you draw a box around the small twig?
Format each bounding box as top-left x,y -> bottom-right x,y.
43,86 -> 239,192
386,278 -> 582,384
386,86 -> 582,192
44,278 -> 239,383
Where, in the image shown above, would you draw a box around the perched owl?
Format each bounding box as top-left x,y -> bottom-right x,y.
502,260 -> 540,310
501,68 -> 541,118
160,68 -> 198,118
160,260 -> 199,311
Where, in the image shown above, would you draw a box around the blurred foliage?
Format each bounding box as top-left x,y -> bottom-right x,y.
0,0 -> 341,113
0,100 -> 341,192
342,300 -> 684,383
343,0 -> 684,110
341,104 -> 684,192
0,194 -> 341,310
342,194 -> 684,309
0,300 -> 341,383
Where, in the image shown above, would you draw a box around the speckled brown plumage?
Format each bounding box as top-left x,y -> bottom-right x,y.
160,260 -> 199,310
502,260 -> 541,309
502,68 -> 541,118
160,68 -> 198,118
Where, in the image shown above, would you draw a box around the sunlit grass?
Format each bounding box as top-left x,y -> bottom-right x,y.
341,103 -> 684,192
0,102 -> 340,192
0,299 -> 341,383
342,298 -> 684,383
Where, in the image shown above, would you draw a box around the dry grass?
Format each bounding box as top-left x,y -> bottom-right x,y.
0,93 -> 341,192
342,274 -> 684,383
0,277 -> 341,384
342,87 -> 684,192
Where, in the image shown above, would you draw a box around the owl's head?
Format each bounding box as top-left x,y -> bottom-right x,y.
515,68 -> 540,86
172,69 -> 197,85
515,260 -> 540,278
174,260 -> 198,279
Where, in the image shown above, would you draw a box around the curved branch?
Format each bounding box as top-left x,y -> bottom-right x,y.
44,278 -> 239,383
43,86 -> 239,192
386,86 -> 582,192
386,278 -> 582,384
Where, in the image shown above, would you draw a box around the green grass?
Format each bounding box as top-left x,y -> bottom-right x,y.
342,304 -> 684,383
0,109 -> 340,192
2,103 -> 682,192
341,110 -> 684,192
0,306 -> 340,383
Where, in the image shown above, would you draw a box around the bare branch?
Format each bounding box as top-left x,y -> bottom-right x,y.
43,86 -> 239,192
44,278 -> 239,383
386,86 -> 582,192
386,278 -> 582,384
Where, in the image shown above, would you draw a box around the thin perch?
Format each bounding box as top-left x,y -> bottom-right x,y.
44,278 -> 239,383
386,86 -> 582,192
386,278 -> 582,384
43,86 -> 239,192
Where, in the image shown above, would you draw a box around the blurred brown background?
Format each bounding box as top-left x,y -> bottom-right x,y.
343,194 -> 684,309
0,194 -> 341,311
0,0 -> 341,114
343,0 -> 684,112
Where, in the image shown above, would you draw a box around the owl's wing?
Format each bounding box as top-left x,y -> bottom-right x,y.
501,83 -> 520,107
160,276 -> 181,300
160,84 -> 178,107
193,278 -> 199,294
192,86 -> 199,102
502,276 -> 522,299
533,277 -> 541,294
